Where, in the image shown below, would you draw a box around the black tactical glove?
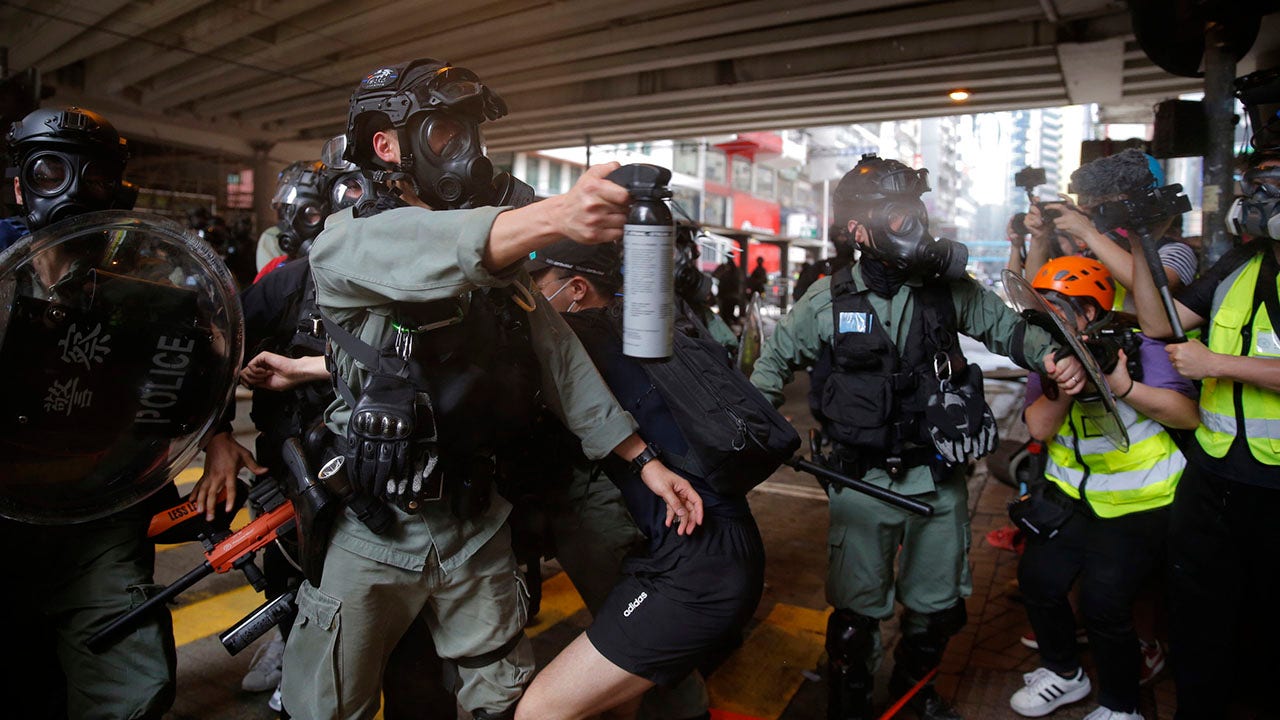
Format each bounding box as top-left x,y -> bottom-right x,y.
347,371 -> 417,502
924,363 -> 999,466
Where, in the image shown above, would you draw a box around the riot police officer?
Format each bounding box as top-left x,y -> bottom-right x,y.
278,58 -> 700,720
0,107 -> 174,719
750,155 -> 1084,720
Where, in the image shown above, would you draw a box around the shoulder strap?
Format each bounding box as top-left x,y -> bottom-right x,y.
320,311 -> 411,408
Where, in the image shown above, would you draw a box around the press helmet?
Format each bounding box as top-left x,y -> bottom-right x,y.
1032,255 -> 1116,323
338,58 -> 508,210
6,107 -> 131,230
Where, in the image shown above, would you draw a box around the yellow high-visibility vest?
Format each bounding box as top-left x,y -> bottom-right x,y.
1197,253 -> 1280,464
1045,398 -> 1184,518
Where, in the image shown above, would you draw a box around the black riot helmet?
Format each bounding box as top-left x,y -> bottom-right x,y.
833,154 -> 967,280
5,107 -> 131,231
334,58 -> 521,210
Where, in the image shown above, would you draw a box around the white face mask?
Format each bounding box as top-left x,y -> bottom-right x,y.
543,277 -> 579,313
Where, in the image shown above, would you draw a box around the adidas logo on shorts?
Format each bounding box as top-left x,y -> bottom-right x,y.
623,591 -> 648,617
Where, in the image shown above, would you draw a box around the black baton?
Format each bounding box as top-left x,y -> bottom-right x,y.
1137,226 -> 1186,343
785,457 -> 935,516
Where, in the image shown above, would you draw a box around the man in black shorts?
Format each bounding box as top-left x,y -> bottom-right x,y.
516,239 -> 763,720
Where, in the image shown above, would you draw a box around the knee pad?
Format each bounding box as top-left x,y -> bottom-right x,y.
825,608 -> 878,668
925,600 -> 967,640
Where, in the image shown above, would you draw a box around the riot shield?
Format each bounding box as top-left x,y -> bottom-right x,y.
0,210 -> 243,523
1001,269 -> 1129,452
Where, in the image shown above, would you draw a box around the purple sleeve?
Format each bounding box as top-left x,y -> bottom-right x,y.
1025,372 -> 1044,408
1136,334 -> 1196,397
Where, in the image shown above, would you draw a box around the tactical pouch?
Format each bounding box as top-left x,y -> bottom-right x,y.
1008,480 -> 1076,541
449,455 -> 495,520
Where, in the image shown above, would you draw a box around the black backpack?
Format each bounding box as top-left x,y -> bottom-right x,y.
571,302 -> 799,496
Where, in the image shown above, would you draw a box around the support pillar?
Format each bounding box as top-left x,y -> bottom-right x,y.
251,141 -> 277,237
1203,20 -> 1237,266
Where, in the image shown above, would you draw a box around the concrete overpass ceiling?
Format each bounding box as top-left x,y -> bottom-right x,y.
0,0 -> 1217,163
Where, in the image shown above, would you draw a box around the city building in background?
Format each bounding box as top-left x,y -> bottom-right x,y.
492,99 -> 1216,289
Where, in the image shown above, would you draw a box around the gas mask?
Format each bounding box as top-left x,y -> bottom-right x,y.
1227,165 -> 1280,240
329,170 -> 374,212
405,111 -> 496,210
6,107 -> 129,232
674,226 -> 711,304
272,160 -> 331,259
17,150 -> 124,231
338,59 -> 535,212
853,197 -> 968,281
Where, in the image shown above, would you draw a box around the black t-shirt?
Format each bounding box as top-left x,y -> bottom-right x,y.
564,309 -> 750,549
1176,240 -> 1280,487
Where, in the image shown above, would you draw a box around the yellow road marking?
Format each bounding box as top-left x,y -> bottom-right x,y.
525,571 -> 586,638
175,466 -> 202,492
708,604 -> 829,720
173,584 -> 264,648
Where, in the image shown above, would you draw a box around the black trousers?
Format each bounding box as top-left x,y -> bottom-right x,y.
1170,461 -> 1280,719
1018,499 -> 1169,713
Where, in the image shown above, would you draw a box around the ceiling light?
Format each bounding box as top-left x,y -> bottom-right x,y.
949,89 -> 971,102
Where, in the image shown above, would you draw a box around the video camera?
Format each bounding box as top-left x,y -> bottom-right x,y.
1011,167 -> 1059,235
1092,184 -> 1192,233
1015,166 -> 1047,192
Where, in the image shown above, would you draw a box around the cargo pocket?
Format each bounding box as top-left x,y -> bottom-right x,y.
821,373 -> 892,445
512,569 -> 530,629
286,582 -> 343,714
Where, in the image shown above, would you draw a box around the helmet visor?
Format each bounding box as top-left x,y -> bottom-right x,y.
877,167 -> 930,196
1242,166 -> 1280,199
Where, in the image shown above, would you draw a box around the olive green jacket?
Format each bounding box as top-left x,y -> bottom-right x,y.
309,205 -> 637,573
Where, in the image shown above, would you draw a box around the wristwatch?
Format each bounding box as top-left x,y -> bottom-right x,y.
630,443 -> 661,475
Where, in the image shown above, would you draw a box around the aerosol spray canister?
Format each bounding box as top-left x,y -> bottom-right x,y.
607,163 -> 674,358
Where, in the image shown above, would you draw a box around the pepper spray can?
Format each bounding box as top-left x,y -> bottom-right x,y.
607,163 -> 674,358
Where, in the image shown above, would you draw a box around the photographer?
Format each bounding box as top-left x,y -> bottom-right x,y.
1030,151 -> 1197,308
1129,150 -> 1280,719
1009,257 -> 1196,720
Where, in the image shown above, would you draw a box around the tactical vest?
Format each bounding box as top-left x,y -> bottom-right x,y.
1197,251 -> 1280,464
326,288 -> 543,485
1045,394 -> 1185,519
808,266 -> 967,456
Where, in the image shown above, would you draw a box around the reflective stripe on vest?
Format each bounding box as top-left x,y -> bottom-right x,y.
1196,253 -> 1280,464
1045,400 -> 1184,518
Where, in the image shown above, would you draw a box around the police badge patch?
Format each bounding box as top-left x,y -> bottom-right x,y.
363,67 -> 399,89
838,311 -> 873,333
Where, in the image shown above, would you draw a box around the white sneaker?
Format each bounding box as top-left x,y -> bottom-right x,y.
268,684 -> 283,713
1082,707 -> 1143,720
1010,667 -> 1092,717
241,633 -> 286,692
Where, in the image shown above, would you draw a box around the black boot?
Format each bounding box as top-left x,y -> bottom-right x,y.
826,609 -> 878,720
890,603 -> 966,720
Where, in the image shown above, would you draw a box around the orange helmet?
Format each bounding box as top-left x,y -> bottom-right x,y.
1031,256 -> 1115,312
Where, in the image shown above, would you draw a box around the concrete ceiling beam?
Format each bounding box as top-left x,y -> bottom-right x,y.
1057,37 -> 1125,104
7,0 -> 132,69
28,0 -> 214,73
195,0 -> 703,116
84,0 -> 325,94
